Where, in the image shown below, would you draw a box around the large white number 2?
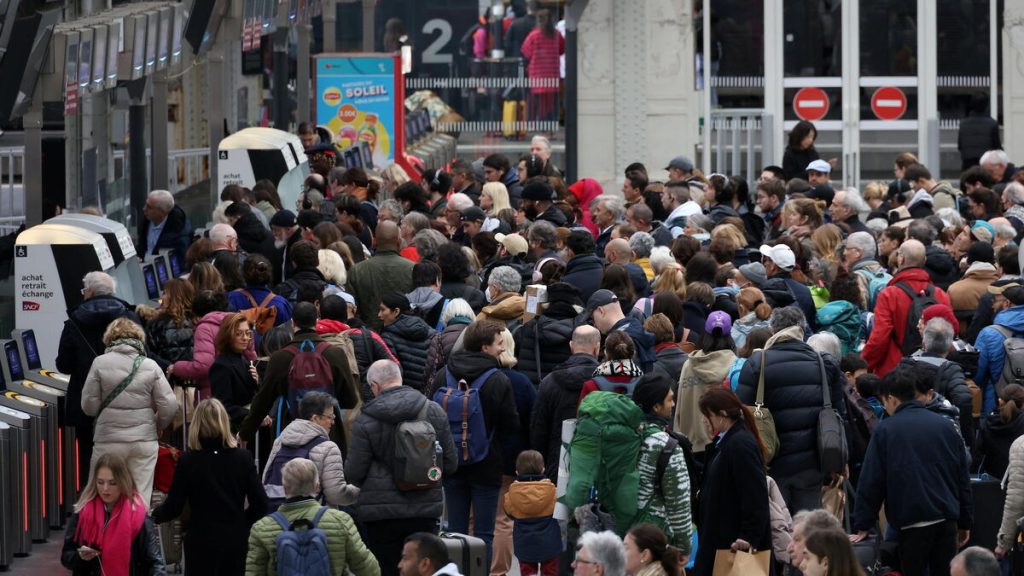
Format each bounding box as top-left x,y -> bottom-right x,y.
422,18 -> 453,65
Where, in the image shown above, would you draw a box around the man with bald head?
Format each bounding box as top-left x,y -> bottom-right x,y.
531,324 -> 602,480
863,239 -> 952,376
346,220 -> 415,331
604,238 -> 649,296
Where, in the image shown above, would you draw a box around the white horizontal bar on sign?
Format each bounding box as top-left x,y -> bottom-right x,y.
860,120 -> 918,130
783,77 -> 843,88
860,76 -> 917,87
783,120 -> 843,130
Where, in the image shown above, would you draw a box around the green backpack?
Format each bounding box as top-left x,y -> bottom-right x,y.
816,300 -> 864,356
561,391 -> 643,536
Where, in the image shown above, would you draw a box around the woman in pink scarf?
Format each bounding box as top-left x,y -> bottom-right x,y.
568,177 -> 604,236
62,453 -> 164,576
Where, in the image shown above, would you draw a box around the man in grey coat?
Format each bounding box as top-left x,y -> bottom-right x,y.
346,360 -> 457,576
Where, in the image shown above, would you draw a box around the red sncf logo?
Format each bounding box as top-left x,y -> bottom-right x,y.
22,301 -> 39,311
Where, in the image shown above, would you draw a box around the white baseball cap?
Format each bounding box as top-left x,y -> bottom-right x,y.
806,159 -> 831,174
759,244 -> 796,271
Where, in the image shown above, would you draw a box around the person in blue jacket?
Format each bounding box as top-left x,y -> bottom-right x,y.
975,282 -> 1024,414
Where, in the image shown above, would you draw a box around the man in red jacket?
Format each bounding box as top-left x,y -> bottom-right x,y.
863,239 -> 952,376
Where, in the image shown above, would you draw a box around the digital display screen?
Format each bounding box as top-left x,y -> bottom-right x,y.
168,251 -> 183,277
78,37 -> 92,89
132,16 -> 147,75
154,258 -> 169,286
5,341 -> 23,382
91,27 -> 106,89
158,9 -> 170,65
146,11 -> 158,72
143,264 -> 159,299
23,331 -> 40,371
344,149 -> 357,168
106,21 -> 120,86
171,7 -> 183,64
359,141 -> 373,168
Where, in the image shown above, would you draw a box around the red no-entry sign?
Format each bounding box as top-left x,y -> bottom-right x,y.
793,87 -> 830,122
871,86 -> 907,120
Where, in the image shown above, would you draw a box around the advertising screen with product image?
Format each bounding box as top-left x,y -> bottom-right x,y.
143,263 -> 159,300
5,341 -> 23,382
168,250 -> 183,277
154,257 -> 169,287
22,330 -> 40,371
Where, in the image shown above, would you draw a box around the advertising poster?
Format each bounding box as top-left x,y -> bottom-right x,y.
315,54 -> 398,166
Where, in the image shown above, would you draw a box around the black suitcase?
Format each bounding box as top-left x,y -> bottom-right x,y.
966,477 -> 1005,550
441,532 -> 486,576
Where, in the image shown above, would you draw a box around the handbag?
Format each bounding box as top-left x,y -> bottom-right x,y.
816,354 -> 848,478
821,475 -> 846,525
712,548 -> 771,576
747,350 -> 779,464
154,443 -> 180,493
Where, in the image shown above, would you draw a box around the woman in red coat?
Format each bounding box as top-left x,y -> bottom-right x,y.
520,9 -> 564,122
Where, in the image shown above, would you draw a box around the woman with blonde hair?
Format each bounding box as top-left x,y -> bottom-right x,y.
862,181 -> 888,214
62,453 -> 164,575
783,198 -> 824,239
153,399 -> 268,575
811,224 -> 843,284
634,263 -> 686,315
482,182 -> 513,218
81,317 -> 177,504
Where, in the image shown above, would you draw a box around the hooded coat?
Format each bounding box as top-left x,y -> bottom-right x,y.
568,178 -> 603,237
406,286 -> 447,330
530,353 -> 600,480
948,263 -> 1000,326
477,291 -> 526,327
924,245 -> 960,291
264,419 -> 358,506
977,305 -> 1024,413
424,319 -> 472,392
381,314 -> 436,392
979,412 -> 1024,479
345,386 -> 457,522
675,349 -> 737,452
233,211 -> 275,257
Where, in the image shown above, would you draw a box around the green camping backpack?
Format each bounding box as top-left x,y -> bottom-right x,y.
561,391 -> 643,536
816,300 -> 864,356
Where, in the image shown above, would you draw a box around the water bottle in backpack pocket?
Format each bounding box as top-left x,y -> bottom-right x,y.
432,368 -> 497,465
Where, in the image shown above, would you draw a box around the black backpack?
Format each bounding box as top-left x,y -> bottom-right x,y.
894,282 -> 938,356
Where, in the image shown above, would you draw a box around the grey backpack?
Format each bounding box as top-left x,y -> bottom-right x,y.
993,326 -> 1024,396
394,401 -> 443,491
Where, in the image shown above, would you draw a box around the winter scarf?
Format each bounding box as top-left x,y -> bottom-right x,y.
105,337 -> 145,356
592,359 -> 645,378
74,493 -> 148,576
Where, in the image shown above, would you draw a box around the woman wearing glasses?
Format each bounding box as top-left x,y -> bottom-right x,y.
210,313 -> 269,432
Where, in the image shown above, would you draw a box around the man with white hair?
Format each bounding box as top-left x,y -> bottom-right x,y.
981,149 -> 1016,185
208,222 -> 240,261
346,360 -> 456,576
844,231 -> 889,309
592,194 -> 625,254
530,135 -> 561,176
138,189 -> 192,257
660,180 -> 703,238
444,192 -> 474,246
1000,181 -> 1024,238
246,458 -> 380,576
57,271 -> 143,486
831,188 -> 871,234
477,265 -> 526,328
988,217 -> 1017,249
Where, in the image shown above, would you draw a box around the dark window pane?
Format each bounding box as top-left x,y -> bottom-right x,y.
710,0 -> 765,77
936,0 -> 990,76
784,0 -> 842,77
859,0 -> 916,76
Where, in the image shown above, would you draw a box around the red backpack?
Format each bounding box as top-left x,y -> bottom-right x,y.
285,340 -> 334,418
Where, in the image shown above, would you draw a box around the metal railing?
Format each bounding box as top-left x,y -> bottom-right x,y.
700,109 -> 775,183
112,147 -> 211,195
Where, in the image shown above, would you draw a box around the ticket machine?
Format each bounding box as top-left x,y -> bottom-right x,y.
0,391 -> 49,542
49,214 -> 148,305
0,421 -> 12,568
217,127 -> 310,216
15,223 -> 116,368
9,329 -> 76,510
2,339 -> 66,527
0,405 -> 33,555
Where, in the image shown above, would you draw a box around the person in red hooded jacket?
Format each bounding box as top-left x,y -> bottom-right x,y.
568,177 -> 604,237
862,239 -> 952,376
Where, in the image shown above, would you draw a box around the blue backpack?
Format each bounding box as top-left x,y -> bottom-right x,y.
854,268 -> 892,311
263,436 -> 329,509
432,367 -> 497,465
271,506 -> 332,576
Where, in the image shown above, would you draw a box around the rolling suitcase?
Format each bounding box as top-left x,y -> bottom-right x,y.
151,489 -> 184,570
441,532 -> 486,576
966,476 -> 1005,550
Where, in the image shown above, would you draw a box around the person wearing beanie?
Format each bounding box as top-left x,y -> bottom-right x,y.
675,311 -> 737,459
378,291 -> 436,392
631,373 -> 694,559
269,209 -> 302,285
520,179 -> 566,227
948,242 -> 1000,336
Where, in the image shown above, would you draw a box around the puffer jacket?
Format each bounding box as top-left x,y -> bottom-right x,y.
144,314 -> 194,371
929,180 -> 961,212
731,313 -> 770,350
902,353 -> 974,445
531,353 -> 599,480
440,281 -> 487,313
635,419 -> 693,555
999,435 -> 1024,549
515,308 -> 580,385
925,244 -> 960,291
675,349 -> 737,453
736,339 -> 845,482
343,324 -> 398,397
425,319 -> 472,390
477,292 -> 526,327
81,344 -> 177,444
767,476 -> 794,565
345,386 -> 457,522
172,311 -> 256,400
979,412 -> 1024,479
57,295 -> 142,427
245,498 -> 380,576
265,419 -> 358,506
948,263 -> 1000,330
504,474 -> 561,563
381,314 -> 436,392
976,305 -> 1024,413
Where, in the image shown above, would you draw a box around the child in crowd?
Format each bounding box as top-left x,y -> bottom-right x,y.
504,450 -> 562,576
856,373 -> 885,419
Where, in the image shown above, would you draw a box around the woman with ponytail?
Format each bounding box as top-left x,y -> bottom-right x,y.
692,387 -> 771,576
62,453 -> 164,576
624,523 -> 680,576
731,287 -> 772,349
978,383 -> 1024,478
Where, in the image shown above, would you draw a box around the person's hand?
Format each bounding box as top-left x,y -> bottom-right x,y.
827,157 -> 838,167
730,539 -> 751,552
996,545 -> 1009,559
958,529 -> 970,548
248,365 -> 259,382
78,546 -> 99,561
236,434 -> 247,450
166,365 -> 175,377
262,415 -> 272,427
849,531 -> 869,543
789,225 -> 812,239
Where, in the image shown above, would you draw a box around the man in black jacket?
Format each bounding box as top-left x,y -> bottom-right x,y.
562,231 -> 604,303
56,271 -> 142,483
907,220 -> 959,291
515,282 -> 583,385
137,189 -> 192,258
225,201 -> 274,259
852,366 -> 972,576
275,240 -> 328,303
430,321 -> 519,570
379,292 -> 436,392
531,325 -> 600,480
735,306 -> 845,515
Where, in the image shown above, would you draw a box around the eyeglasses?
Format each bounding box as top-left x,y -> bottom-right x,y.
234,330 -> 254,339
574,558 -> 600,566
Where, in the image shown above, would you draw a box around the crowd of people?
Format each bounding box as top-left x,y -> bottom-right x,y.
53,122 -> 1024,576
